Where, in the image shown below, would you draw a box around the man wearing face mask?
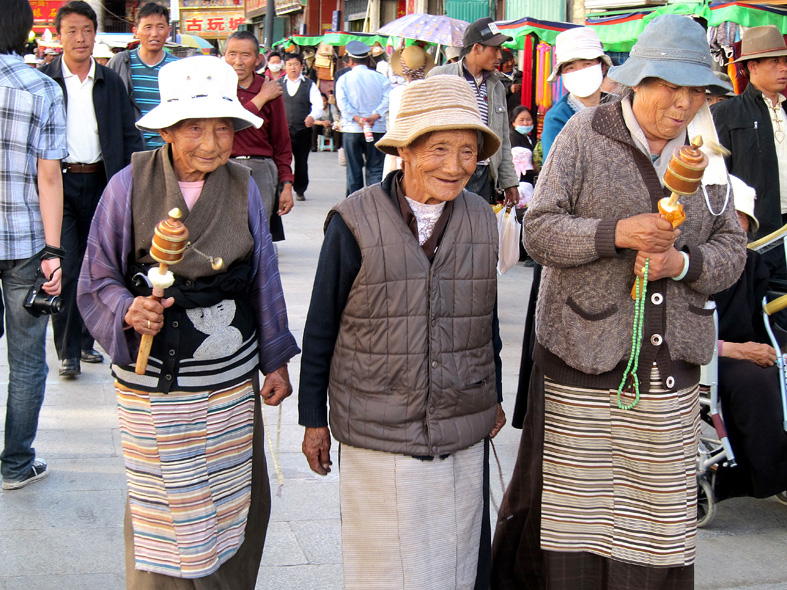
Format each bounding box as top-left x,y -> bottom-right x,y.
541,27 -> 612,160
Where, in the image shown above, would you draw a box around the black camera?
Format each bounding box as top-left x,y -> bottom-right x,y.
23,270 -> 63,317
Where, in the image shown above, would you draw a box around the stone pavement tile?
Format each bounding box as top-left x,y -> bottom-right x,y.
0,527 -> 123,576
2,574 -> 124,590
289,520 -> 342,564
36,404 -> 118,430
34,457 -> 126,491
23,426 -> 117,459
255,564 -> 343,590
268,478 -> 340,522
0,489 -> 124,530
260,521 -> 308,566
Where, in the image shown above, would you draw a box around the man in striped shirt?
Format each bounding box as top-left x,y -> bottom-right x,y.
108,2 -> 178,150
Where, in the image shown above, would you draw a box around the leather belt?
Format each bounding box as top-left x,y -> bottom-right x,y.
63,162 -> 102,173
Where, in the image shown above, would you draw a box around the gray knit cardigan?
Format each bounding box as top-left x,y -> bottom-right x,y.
524,101 -> 747,392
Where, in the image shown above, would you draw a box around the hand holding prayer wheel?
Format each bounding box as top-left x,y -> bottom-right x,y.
127,208 -> 189,375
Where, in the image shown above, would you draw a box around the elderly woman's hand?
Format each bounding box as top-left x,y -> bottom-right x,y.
125,296 -> 175,335
260,364 -> 293,405
634,248 -> 686,281
303,426 -> 332,475
490,403 -> 506,438
615,213 -> 679,253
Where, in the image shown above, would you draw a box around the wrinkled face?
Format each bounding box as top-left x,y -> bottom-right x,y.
500,58 -> 515,73
748,56 -> 787,97
285,57 -> 302,79
560,58 -> 600,76
513,110 -> 533,127
470,44 -> 502,72
398,130 -> 478,205
159,118 -> 234,181
224,37 -> 260,87
632,79 -> 706,145
134,14 -> 171,54
59,13 -> 95,65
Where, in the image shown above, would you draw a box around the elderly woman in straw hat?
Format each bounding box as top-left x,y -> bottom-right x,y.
382,44 -> 435,177
299,74 -> 506,589
77,56 -> 299,589
491,15 -> 746,589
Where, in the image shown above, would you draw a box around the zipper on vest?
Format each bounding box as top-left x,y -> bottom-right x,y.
425,265 -> 434,454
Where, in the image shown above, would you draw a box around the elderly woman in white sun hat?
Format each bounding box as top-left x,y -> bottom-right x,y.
77,56 -> 300,589
299,74 -> 507,589
541,26 -> 613,160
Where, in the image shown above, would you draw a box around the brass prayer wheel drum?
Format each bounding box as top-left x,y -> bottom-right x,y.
150,208 -> 189,264
663,137 -> 709,196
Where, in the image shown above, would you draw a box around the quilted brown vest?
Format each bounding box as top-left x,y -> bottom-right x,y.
328,184 -> 499,456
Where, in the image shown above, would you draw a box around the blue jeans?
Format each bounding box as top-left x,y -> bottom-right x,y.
0,254 -> 49,481
344,131 -> 385,197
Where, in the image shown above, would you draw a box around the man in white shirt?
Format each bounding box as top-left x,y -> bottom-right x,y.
41,1 -> 142,377
335,41 -> 391,197
279,53 -> 323,201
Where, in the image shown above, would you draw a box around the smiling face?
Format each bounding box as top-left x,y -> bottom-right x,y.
398,130 -> 478,205
58,13 -> 95,67
632,78 -> 706,154
159,118 -> 234,182
224,37 -> 260,87
134,14 -> 171,55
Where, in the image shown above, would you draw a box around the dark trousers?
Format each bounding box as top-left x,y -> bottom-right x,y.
344,131 -> 385,197
52,168 -> 106,360
290,127 -> 313,196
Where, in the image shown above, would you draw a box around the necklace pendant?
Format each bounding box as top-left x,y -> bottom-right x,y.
776,130 -> 785,144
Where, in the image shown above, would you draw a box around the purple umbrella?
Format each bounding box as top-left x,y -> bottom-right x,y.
377,13 -> 469,47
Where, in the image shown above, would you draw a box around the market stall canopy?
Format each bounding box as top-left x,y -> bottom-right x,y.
496,16 -> 580,47
274,31 -> 389,49
585,1 -> 787,52
376,13 -> 469,47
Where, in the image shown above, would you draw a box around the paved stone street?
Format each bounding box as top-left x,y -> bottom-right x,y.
1,151 -> 787,589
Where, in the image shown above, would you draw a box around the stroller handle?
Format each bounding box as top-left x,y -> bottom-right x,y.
765,292 -> 787,316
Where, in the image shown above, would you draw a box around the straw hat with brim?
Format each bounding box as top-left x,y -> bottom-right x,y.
376,75 -> 500,161
547,27 -> 613,83
730,174 -> 759,233
136,56 -> 262,132
732,25 -> 787,64
607,14 -> 732,95
390,45 -> 434,77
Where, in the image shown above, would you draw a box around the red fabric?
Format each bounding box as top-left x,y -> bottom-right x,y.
522,35 -> 533,111
232,74 -> 294,184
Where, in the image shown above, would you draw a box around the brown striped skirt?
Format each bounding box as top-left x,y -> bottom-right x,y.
490,366 -> 696,590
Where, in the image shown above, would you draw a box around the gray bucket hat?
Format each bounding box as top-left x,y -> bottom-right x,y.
608,14 -> 733,95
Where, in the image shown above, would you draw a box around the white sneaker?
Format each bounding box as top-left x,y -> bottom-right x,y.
338,148 -> 346,167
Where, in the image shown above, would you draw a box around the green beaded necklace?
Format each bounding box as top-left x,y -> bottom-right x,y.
617,258 -> 649,410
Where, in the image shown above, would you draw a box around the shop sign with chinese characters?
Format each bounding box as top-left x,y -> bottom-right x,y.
181,10 -> 246,38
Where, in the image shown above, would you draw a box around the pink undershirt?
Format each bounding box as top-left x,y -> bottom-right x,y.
178,180 -> 204,210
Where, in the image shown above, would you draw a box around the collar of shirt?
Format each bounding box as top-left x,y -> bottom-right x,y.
61,56 -> 95,82
462,61 -> 489,87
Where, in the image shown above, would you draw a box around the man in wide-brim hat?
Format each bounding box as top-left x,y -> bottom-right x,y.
712,24 -> 787,241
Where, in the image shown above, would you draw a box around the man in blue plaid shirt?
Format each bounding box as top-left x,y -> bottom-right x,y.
0,0 -> 68,490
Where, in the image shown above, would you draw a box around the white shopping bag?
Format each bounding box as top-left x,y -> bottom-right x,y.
496,207 -> 521,275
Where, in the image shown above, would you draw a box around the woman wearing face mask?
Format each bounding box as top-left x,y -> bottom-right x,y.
541,27 -> 612,160
509,105 -> 537,186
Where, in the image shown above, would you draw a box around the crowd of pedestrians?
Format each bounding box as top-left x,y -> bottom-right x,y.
2,2 -> 787,589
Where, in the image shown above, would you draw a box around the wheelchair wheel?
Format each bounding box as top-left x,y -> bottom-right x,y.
697,476 -> 716,528
775,492 -> 787,507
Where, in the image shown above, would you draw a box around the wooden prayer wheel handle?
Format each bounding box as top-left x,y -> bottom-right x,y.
134,208 -> 187,375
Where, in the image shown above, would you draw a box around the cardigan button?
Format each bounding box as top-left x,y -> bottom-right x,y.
650,334 -> 663,346
429,406 -> 435,414
651,293 -> 663,305
172,321 -> 179,328
164,374 -> 173,381
169,349 -> 176,357
431,361 -> 437,368
666,376 -> 676,389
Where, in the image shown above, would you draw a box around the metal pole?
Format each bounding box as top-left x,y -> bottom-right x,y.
263,0 -> 275,50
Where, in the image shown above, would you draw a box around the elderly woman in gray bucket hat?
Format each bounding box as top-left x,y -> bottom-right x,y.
491,15 -> 747,589
299,74 -> 506,589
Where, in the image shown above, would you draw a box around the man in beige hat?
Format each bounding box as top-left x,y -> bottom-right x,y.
713,25 -> 787,242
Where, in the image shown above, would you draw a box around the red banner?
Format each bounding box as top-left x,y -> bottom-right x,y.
182,10 -> 245,38
30,0 -> 66,26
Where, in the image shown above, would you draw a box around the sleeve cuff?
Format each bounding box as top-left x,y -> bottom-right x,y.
595,219 -> 621,258
298,405 -> 328,428
683,245 -> 704,283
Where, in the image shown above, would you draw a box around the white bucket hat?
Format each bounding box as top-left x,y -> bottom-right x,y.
92,43 -> 113,59
136,56 -> 263,132
548,27 -> 612,82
